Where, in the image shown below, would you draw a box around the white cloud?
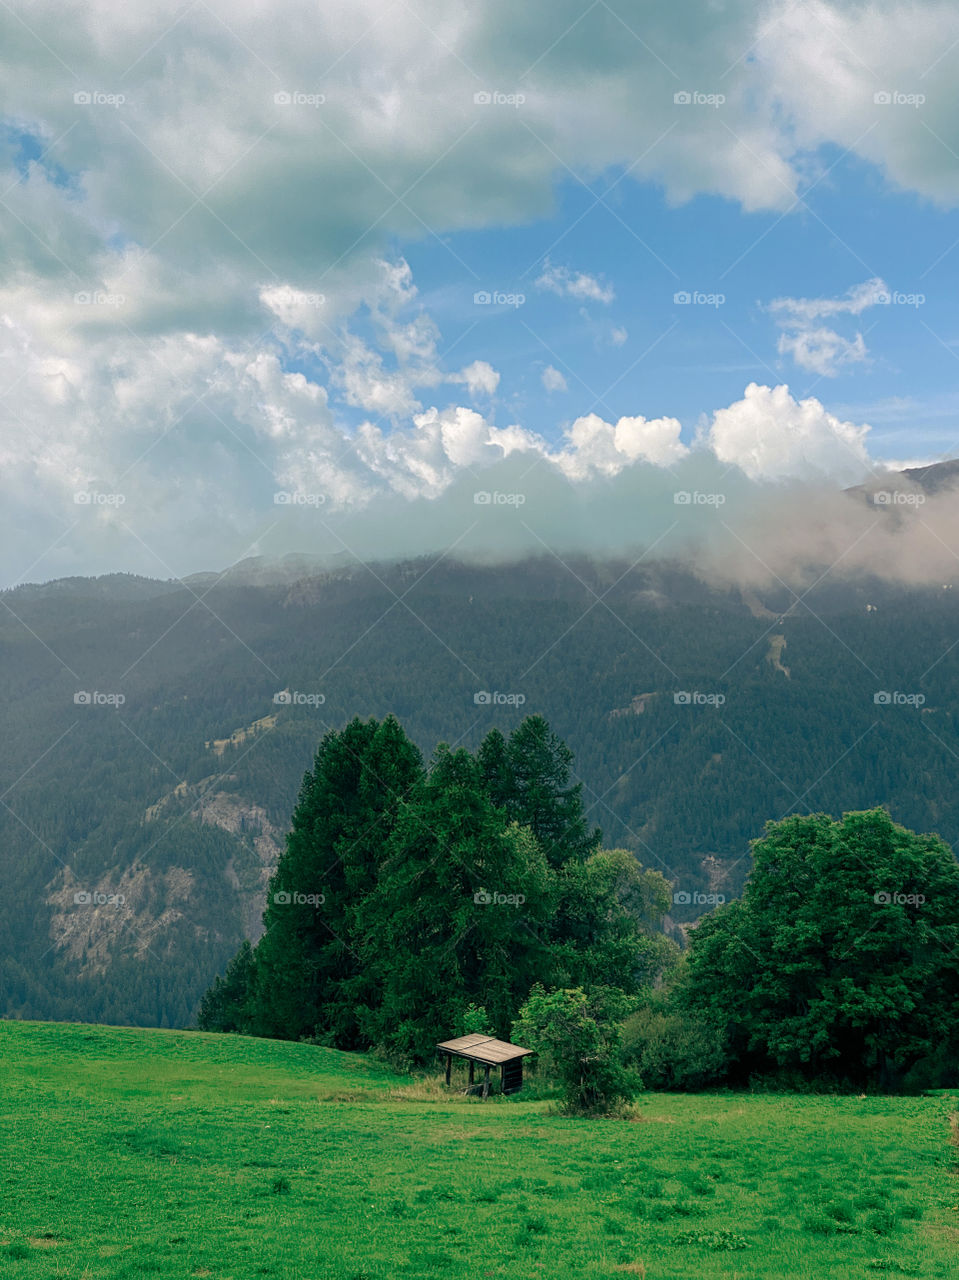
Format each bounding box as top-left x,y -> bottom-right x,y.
262,259 -> 498,417
0,263 -> 887,581
553,412 -> 689,479
706,382 -> 871,483
776,326 -> 869,376
451,360 -> 500,397
0,0 -> 809,348
541,365 -> 568,393
2,0 -> 956,580
768,278 -> 889,324
758,0 -> 959,207
536,262 -> 615,304
768,278 -> 888,375
1,0 -> 957,354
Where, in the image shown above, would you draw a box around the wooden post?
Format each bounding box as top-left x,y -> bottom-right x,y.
468,1059 -> 474,1089
445,1053 -> 451,1086
482,1064 -> 491,1100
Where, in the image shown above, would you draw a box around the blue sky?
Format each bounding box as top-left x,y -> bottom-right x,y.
3,0 -> 959,582
399,156 -> 959,459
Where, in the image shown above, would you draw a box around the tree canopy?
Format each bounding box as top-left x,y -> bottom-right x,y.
681,808 -> 959,1088
199,714 -> 674,1063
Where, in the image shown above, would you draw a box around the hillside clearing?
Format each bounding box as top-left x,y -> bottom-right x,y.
2,1021 -> 958,1278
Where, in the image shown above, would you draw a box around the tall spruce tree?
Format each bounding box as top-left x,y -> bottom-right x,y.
249,715 -> 422,1043
351,744 -> 556,1061
196,940 -> 254,1033
479,716 -> 601,867
199,713 -> 672,1063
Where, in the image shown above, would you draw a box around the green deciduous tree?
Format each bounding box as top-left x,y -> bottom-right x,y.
549,848 -> 678,992
683,808 -> 959,1088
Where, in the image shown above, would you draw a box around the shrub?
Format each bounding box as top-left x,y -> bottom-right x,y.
622,992 -> 727,1090
513,985 -> 639,1116
458,1004 -> 494,1036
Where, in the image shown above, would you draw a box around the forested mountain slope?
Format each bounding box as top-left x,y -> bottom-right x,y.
2,551 -> 958,1026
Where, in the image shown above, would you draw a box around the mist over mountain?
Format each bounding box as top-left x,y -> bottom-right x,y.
24,453 -> 957,598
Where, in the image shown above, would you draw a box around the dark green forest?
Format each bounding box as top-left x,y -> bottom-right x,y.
200,718 -> 959,1093
198,713 -> 673,1065
1,554 -> 957,1028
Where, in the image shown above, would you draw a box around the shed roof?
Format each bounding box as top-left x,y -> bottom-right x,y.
436,1034 -> 534,1065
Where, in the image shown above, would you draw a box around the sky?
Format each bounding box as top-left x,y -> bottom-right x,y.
3,0 -> 959,584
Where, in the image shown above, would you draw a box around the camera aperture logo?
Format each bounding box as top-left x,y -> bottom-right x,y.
674,691 -> 725,706
273,890 -> 325,906
874,691 -> 925,706
873,490 -> 925,506
274,491 -> 325,506
474,490 -> 525,506
473,290 -> 526,308
74,491 -> 126,506
74,291 -> 126,307
473,90 -> 526,107
673,90 -> 725,108
873,90 -> 925,108
274,90 -> 326,107
74,90 -> 125,108
273,690 -> 325,706
74,890 -> 125,907
673,290 -> 725,307
74,690 -> 125,707
474,691 -> 526,706
674,490 -> 725,506
474,889 -> 526,906
875,290 -> 925,307
270,287 -> 325,308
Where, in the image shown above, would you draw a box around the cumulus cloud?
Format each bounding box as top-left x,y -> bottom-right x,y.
261,259 -> 497,417
1,0 -> 957,345
553,412 -> 689,479
706,382 -> 872,483
541,365 -> 568,393
758,0 -> 959,206
3,0 -> 959,584
0,268 -> 887,584
451,361 -> 500,398
7,270 -> 955,597
0,0 -> 809,348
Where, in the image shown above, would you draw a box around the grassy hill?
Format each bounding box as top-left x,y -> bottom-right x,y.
2,1021 -> 958,1278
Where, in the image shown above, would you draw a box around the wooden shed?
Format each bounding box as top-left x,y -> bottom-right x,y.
436,1034 -> 534,1098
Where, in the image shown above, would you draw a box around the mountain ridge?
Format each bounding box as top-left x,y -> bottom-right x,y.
3,462 -> 959,1027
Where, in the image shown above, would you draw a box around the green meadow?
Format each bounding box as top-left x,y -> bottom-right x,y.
2,1020 -> 958,1279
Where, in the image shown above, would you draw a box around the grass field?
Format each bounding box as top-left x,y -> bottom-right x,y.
2,1021 -> 958,1278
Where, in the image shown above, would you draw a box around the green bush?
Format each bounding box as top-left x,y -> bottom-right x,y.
622,994 -> 727,1090
513,985 -> 639,1116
